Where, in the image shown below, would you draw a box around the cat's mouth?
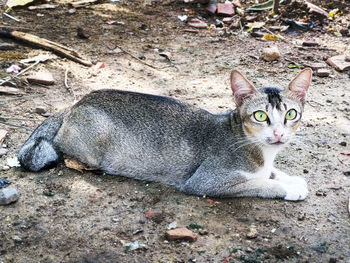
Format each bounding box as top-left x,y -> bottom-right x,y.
269,141 -> 285,145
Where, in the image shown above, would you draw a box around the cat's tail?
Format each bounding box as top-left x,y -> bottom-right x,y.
18,111 -> 66,171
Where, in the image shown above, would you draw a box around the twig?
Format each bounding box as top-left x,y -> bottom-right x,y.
0,61 -> 40,86
0,116 -> 39,121
0,27 -> 92,66
115,45 -> 160,70
64,68 -> 77,102
0,121 -> 31,130
3,13 -> 21,22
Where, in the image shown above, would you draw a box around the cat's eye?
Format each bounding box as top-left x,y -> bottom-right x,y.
253,111 -> 268,122
285,109 -> 297,120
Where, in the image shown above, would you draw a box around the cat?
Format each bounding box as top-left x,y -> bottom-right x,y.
18,68 -> 312,201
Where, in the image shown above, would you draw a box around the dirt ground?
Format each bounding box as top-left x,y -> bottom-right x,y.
1,0 -> 350,262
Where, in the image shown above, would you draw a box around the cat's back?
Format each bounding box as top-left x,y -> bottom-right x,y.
55,89 -> 224,184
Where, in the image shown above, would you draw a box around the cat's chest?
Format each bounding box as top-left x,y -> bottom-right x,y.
240,147 -> 279,180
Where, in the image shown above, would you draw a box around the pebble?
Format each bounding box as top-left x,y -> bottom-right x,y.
0,187 -> 19,205
166,227 -> 198,242
187,18 -> 208,29
339,141 -> 347,146
198,229 -> 209,235
309,62 -> 327,70
298,212 -> 306,221
217,3 -> 235,16
327,55 -> 350,71
35,106 -> 48,115
262,46 -> 281,61
0,148 -> 9,157
246,225 -> 258,239
316,68 -> 330,77
2,165 -> 10,171
340,28 -> 349,37
27,71 -> 55,85
302,40 -> 319,47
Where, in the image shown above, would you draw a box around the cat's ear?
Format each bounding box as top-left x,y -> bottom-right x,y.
230,70 -> 257,106
287,68 -> 312,104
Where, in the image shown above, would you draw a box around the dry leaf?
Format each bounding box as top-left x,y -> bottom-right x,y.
6,0 -> 36,8
64,156 -> 96,172
263,34 -> 279,41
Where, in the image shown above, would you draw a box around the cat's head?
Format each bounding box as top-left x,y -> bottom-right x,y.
230,69 -> 312,147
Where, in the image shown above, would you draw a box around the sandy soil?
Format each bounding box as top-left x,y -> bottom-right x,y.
0,0 -> 350,262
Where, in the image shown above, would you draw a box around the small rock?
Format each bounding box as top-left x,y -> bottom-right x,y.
124,240 -> 147,251
315,190 -> 327,196
0,148 -> 9,157
12,235 -> 22,243
329,257 -> 337,263
343,171 -> 350,176
68,8 -> 76,14
340,28 -> 349,37
27,71 -> 55,85
187,18 -> 208,29
35,106 -> 47,115
302,40 -> 319,47
339,141 -> 347,147
1,165 -> 10,171
244,15 -> 257,22
309,62 -> 327,70
77,27 -> 90,39
298,212 -> 306,221
198,229 -> 209,235
327,55 -> 350,72
246,225 -> 258,239
0,187 -> 19,205
316,68 -> 330,77
167,221 -> 177,230
215,19 -> 224,28
303,169 -> 309,174
217,3 -> 235,16
166,227 -> 198,242
206,2 -> 217,14
262,46 -> 280,62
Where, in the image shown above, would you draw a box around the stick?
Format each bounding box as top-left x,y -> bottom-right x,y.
0,27 -> 92,66
0,121 -> 31,130
115,45 -> 159,70
0,61 -> 40,86
3,13 -> 21,22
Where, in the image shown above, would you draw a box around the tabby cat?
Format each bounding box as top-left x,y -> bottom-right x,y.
18,69 -> 312,201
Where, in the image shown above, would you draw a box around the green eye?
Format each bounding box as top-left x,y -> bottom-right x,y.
254,111 -> 268,122
285,109 -> 297,120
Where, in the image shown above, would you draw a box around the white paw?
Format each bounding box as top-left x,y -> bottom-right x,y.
283,182 -> 309,201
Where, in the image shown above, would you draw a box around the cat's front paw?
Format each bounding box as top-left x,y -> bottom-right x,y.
283,182 -> 308,201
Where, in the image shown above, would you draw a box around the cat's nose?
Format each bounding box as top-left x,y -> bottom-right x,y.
273,128 -> 284,141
